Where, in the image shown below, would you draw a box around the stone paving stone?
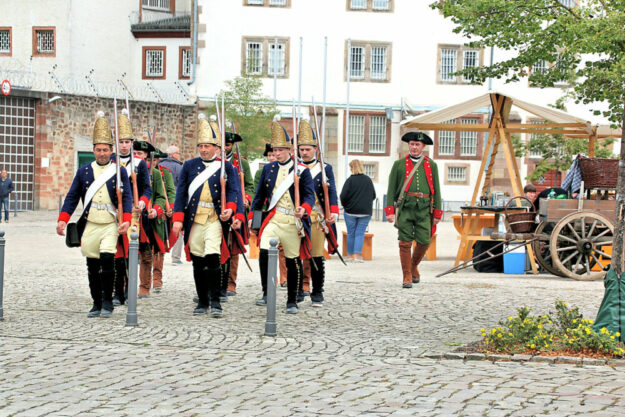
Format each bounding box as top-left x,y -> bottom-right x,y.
510,354 -> 532,362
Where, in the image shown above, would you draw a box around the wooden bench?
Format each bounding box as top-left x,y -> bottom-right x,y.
342,231 -> 373,260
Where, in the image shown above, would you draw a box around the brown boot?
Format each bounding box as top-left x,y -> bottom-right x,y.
278,248 -> 287,287
302,258 -> 311,293
139,250 -> 153,297
228,254 -> 239,293
152,252 -> 164,291
411,243 -> 429,283
398,240 -> 413,288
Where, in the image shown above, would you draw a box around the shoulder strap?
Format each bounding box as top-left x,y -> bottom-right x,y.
187,163 -> 221,205
398,157 -> 423,201
84,164 -> 117,208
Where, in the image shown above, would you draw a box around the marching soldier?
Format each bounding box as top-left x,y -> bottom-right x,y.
385,132 -> 442,288
171,114 -> 242,318
222,130 -> 254,297
153,149 -> 177,288
297,118 -> 339,307
111,109 -> 152,304
56,111 -> 132,318
249,118 -> 315,314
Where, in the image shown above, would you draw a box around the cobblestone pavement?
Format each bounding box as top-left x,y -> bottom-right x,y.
1,212 -> 624,416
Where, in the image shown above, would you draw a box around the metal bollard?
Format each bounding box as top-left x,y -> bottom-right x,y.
0,230 -> 4,321
125,233 -> 139,327
58,195 -> 63,213
12,195 -> 16,218
264,238 -> 278,337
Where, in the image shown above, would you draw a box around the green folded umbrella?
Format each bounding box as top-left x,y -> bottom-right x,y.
593,266 -> 625,341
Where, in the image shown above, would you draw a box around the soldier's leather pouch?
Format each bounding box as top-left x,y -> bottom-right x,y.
65,222 -> 80,248
251,210 -> 267,231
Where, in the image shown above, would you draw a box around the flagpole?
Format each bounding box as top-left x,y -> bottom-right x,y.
344,38 -> 352,184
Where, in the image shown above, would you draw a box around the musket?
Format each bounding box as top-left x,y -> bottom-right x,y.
125,92 -> 139,210
312,98 -> 346,266
215,95 -> 227,216
113,96 -> 123,227
291,102 -> 300,210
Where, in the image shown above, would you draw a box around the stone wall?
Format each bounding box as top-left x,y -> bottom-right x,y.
35,93 -> 197,209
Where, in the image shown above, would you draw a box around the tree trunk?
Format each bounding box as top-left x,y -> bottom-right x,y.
612,104 -> 625,276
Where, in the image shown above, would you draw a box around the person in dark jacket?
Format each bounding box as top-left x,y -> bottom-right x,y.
159,145 -> 184,264
340,159 -> 376,262
0,170 -> 14,223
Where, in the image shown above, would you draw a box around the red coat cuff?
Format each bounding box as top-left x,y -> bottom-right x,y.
236,213 -> 245,222
140,196 -> 150,209
153,205 -> 163,218
433,209 -> 443,219
302,202 -> 312,217
384,206 -> 395,216
247,211 -> 254,221
173,212 -> 185,223
226,202 -> 237,213
330,205 -> 339,214
58,212 -> 71,223
123,213 -> 132,223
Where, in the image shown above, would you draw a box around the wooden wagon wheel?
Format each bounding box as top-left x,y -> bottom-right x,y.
532,221 -> 566,277
549,211 -> 613,281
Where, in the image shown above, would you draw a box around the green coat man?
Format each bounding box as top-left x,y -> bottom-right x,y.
385,132 -> 442,288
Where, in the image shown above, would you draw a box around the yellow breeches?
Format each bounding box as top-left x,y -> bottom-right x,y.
81,221 -> 119,258
309,221 -> 326,257
260,217 -> 301,258
189,219 -> 223,257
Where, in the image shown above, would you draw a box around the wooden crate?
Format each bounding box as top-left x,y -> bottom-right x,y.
538,199 -> 616,223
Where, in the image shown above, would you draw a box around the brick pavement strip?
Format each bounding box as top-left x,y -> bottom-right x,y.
1,213 -> 625,416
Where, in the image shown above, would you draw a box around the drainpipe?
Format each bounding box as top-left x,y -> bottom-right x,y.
187,0 -> 198,86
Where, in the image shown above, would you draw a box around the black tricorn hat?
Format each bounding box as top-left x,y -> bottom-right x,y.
225,131 -> 243,144
133,140 -> 156,153
401,131 -> 433,145
153,149 -> 168,158
263,143 -> 273,156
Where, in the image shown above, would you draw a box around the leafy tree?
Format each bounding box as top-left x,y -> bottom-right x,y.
432,0 -> 625,274
204,76 -> 278,159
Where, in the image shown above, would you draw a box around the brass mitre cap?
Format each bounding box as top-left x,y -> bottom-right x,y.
93,111 -> 113,145
270,115 -> 291,148
197,114 -> 221,146
118,108 -> 134,140
298,119 -> 317,146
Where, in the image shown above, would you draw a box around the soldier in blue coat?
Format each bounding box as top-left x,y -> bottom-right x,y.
297,118 -> 339,307
249,118 -> 315,314
171,114 -> 243,318
56,111 -> 133,318
110,109 -> 152,305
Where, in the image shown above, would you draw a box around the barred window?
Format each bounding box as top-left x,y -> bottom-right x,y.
440,48 -> 457,81
247,0 -> 264,4
181,48 -> 191,78
145,49 -> 164,77
462,50 -> 478,82
269,0 -> 287,5
348,115 -> 365,152
371,46 -> 387,80
246,42 -> 263,75
36,30 -> 55,54
142,0 -> 170,9
448,166 -> 467,182
559,0 -> 574,7
369,116 -> 386,153
372,0 -> 390,10
350,46 -> 365,79
438,119 -> 456,156
0,30 -> 10,54
529,120 -> 546,158
350,0 -> 367,9
460,119 -> 478,156
268,42 -> 286,76
363,163 -> 377,180
533,59 -> 547,75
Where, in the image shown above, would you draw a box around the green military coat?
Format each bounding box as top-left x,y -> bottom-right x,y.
385,155 -> 442,244
149,166 -> 175,253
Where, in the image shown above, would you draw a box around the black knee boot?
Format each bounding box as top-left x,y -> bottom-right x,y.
220,257 -> 230,301
100,253 -> 115,316
113,257 -> 127,305
285,257 -> 302,308
190,254 -> 209,313
259,249 -> 269,295
86,258 -> 102,317
205,254 -> 223,316
310,256 -> 325,304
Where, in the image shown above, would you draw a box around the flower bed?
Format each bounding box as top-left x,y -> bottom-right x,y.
478,301 -> 625,358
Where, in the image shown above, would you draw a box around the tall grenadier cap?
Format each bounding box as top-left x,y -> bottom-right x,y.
93,111 -> 113,145
270,115 -> 292,149
297,118 -> 317,147
118,108 -> 134,141
197,114 -> 221,146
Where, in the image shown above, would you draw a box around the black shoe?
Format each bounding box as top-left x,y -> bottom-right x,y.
220,295 -> 228,303
310,293 -> 324,306
402,283 -> 413,289
412,277 -> 420,284
296,291 -> 305,302
193,295 -> 199,303
87,305 -> 101,318
112,296 -> 122,306
255,296 -> 267,306
226,290 -> 236,296
193,304 -> 208,315
100,300 -> 114,318
286,303 -> 298,314
211,307 -> 223,318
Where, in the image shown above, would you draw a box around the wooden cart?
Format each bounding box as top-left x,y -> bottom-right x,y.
531,198 -> 615,281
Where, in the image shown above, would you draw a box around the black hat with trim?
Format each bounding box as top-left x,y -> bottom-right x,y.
133,140 -> 156,153
263,143 -> 273,156
225,131 -> 243,144
401,131 -> 433,145
153,149 -> 168,158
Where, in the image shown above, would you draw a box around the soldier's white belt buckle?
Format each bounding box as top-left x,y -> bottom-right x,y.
276,206 -> 294,215
198,201 -> 215,209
